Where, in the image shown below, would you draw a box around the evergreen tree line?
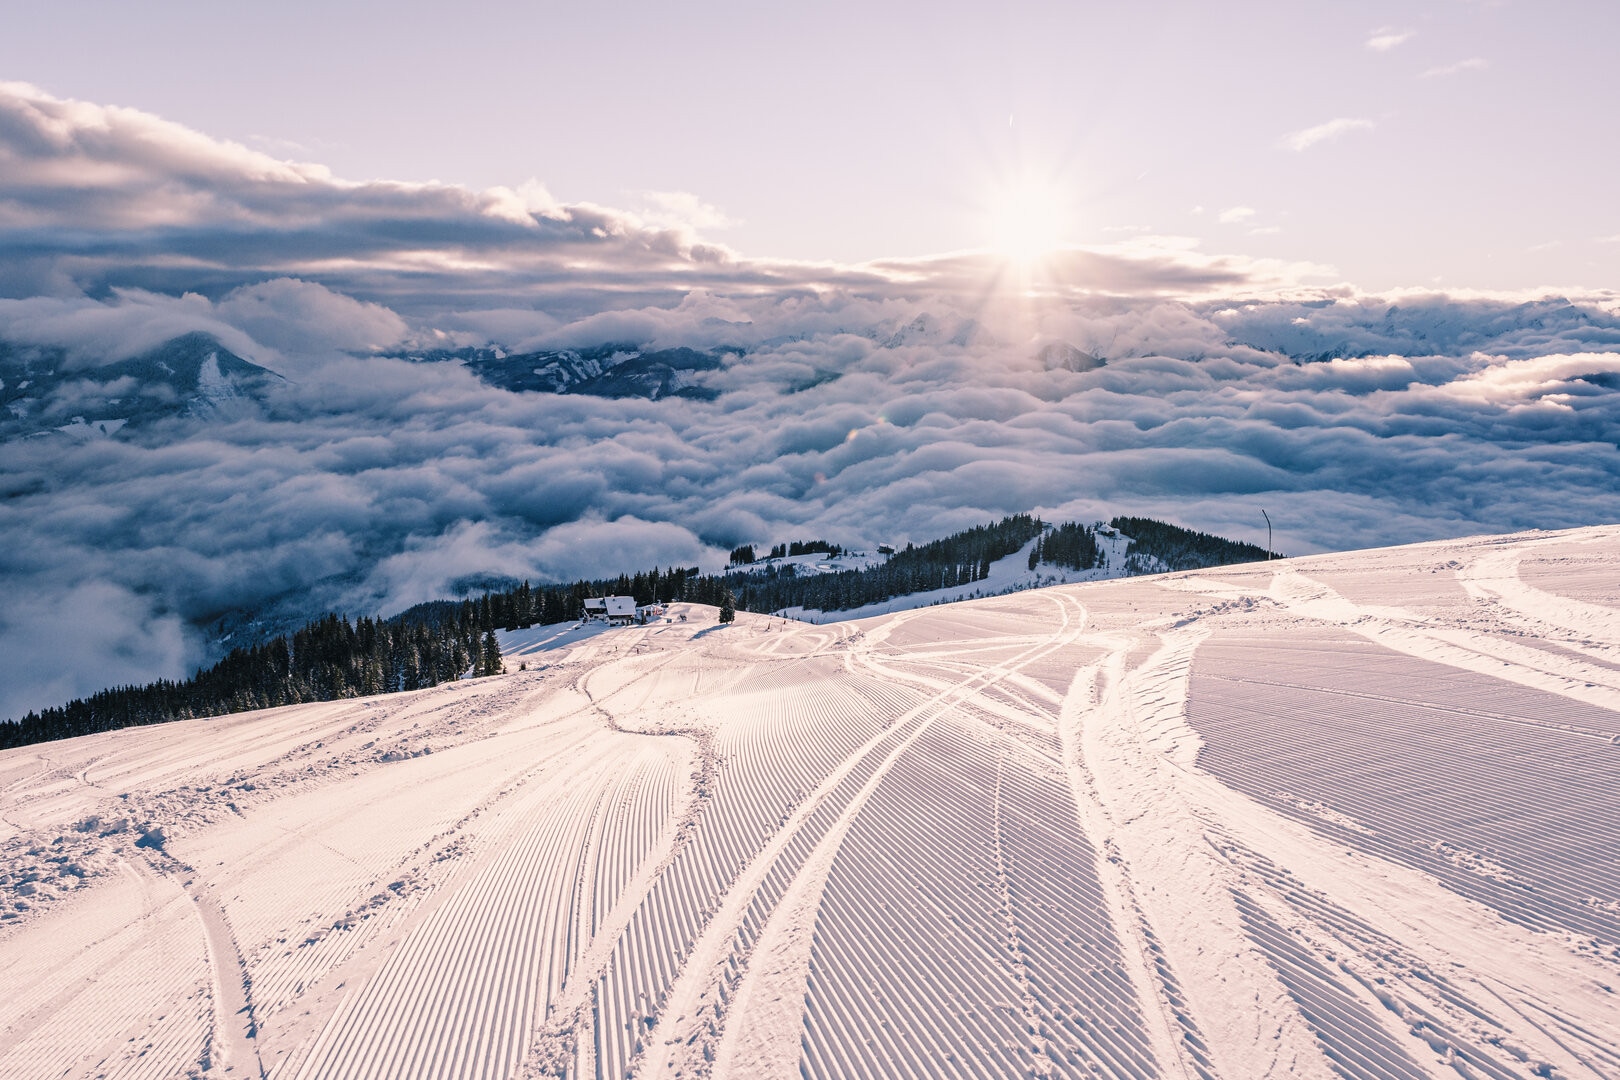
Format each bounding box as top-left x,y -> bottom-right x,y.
408,565 -> 699,631
1109,515 -> 1280,572
0,610 -> 508,751
769,539 -> 843,559
728,538 -> 844,566
1029,522 -> 1103,571
694,515 -> 1047,615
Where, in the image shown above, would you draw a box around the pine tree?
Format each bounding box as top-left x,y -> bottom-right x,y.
480,630 -> 502,677
718,590 -> 736,624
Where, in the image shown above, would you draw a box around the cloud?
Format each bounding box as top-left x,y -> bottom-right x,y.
1218,207 -> 1256,225
0,82 -> 750,314
1281,118 -> 1375,152
1365,27 -> 1415,51
214,279 -> 410,360
639,191 -> 739,232
245,134 -> 315,157
866,236 -> 1338,305
1431,351 -> 1620,406
0,290 -> 260,366
0,82 -> 1321,318
1421,57 -> 1489,78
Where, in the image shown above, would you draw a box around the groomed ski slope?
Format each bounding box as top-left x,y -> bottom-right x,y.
2,526 -> 1618,1080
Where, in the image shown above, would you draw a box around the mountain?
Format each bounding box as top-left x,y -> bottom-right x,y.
2,525 -> 1615,1078
0,331 -> 281,441
1037,340 -> 1106,372
395,343 -> 726,400
880,312 -> 991,348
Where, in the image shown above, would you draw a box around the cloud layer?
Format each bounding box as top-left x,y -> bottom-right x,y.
0,82 -> 1297,314
2,83 -> 1619,721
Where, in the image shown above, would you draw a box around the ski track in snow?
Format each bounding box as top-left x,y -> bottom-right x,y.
2,526 -> 1619,1079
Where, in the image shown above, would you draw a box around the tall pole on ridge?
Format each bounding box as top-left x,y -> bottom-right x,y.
1261,509 -> 1272,561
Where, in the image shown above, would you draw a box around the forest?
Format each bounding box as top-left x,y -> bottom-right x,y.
705,515 -> 1046,614
1109,516 -> 1279,571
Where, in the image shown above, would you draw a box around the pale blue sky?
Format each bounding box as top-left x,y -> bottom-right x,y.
3,0 -> 1617,290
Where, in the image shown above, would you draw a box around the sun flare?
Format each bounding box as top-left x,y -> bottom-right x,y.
985,175 -> 1071,263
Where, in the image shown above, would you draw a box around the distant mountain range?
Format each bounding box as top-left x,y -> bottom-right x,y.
0,335 -> 739,443
390,321 -> 1106,401
393,343 -> 729,401
7,295 -> 1617,446
0,331 -> 281,442
48,298 -> 1609,440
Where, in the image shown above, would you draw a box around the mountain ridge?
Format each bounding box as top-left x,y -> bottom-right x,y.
0,330 -> 281,442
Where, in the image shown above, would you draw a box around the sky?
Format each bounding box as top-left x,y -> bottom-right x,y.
1,2 -> 1619,720
1,0 -> 1617,291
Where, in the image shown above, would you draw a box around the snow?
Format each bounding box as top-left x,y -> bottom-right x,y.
54,416 -> 128,438
2,527 -> 1618,1079
194,351 -> 242,408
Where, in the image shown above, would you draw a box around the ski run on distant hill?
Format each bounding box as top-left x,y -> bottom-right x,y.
1,526 -> 1617,1080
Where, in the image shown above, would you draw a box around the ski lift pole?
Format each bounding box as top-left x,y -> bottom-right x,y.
1261,509 -> 1272,561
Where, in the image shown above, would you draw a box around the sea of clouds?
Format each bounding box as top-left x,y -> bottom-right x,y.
2,82 -> 1618,720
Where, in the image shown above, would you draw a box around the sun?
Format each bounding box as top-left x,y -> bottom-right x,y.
985,174 -> 1071,263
